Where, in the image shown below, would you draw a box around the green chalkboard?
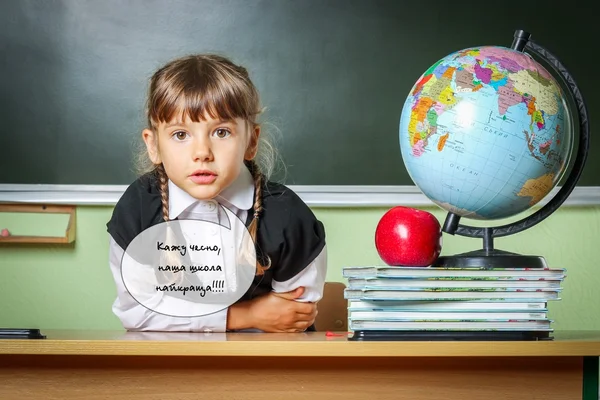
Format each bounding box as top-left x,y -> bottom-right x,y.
0,0 -> 595,185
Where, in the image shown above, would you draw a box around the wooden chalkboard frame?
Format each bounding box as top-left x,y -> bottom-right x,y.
0,184 -> 597,207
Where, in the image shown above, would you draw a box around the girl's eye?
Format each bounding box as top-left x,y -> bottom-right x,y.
173,131 -> 189,141
213,128 -> 231,139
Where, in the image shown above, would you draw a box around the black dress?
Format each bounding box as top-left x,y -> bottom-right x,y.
106,171 -> 326,331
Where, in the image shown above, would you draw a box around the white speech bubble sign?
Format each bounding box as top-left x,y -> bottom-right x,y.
120,205 -> 257,318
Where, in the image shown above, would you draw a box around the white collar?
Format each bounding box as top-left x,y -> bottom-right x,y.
168,165 -> 255,219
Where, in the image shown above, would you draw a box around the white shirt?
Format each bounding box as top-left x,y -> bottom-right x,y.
108,166 -> 327,332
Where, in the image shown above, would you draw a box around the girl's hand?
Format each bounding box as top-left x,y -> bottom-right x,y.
248,287 -> 318,333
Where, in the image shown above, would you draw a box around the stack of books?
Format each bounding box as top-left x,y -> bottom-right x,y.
342,266 -> 566,336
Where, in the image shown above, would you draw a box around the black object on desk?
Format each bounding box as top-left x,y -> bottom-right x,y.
349,330 -> 553,341
0,328 -> 46,339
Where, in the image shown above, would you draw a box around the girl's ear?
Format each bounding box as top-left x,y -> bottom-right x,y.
244,125 -> 261,160
142,128 -> 162,164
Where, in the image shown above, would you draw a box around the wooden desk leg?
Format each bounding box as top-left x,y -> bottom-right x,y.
583,356 -> 599,400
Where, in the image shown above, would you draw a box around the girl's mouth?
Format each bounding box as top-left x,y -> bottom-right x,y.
189,170 -> 217,184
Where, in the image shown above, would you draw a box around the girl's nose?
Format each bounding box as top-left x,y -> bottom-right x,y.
192,137 -> 213,162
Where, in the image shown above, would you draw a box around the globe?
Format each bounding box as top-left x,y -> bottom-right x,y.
399,46 -> 571,220
398,30 -> 589,269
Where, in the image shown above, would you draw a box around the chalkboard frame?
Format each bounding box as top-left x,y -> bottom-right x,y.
0,184 -> 597,207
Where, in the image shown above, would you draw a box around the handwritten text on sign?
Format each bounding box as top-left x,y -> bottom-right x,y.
120,213 -> 257,317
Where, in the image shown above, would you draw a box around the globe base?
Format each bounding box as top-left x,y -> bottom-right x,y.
434,249 -> 548,269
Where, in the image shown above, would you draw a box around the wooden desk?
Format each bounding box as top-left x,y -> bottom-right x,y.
0,330 -> 599,400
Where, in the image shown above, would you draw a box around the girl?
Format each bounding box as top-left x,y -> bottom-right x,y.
106,54 -> 327,333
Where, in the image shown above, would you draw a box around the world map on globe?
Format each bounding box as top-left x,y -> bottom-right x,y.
399,46 -> 571,220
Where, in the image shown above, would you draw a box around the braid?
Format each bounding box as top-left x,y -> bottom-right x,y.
156,164 -> 170,222
155,164 -> 183,285
247,160 -> 271,275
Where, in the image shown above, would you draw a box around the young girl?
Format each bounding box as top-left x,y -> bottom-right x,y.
106,54 -> 327,333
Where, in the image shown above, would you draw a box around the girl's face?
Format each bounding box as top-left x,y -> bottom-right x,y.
143,113 -> 259,200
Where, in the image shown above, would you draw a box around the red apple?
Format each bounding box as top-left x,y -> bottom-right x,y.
375,206 -> 442,267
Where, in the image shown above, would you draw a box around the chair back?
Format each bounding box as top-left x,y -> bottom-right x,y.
315,282 -> 348,332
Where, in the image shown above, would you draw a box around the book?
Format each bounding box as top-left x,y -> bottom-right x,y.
347,299 -> 548,311
347,277 -> 562,290
349,319 -> 553,331
342,266 -> 564,339
343,289 -> 560,301
348,310 -> 548,321
342,266 -> 566,279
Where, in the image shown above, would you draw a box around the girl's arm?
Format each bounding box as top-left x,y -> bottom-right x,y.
109,237 -> 316,332
228,245 -> 327,333
227,287 -> 317,332
271,245 -> 327,302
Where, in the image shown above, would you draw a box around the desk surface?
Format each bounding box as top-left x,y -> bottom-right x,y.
1,330 -> 600,357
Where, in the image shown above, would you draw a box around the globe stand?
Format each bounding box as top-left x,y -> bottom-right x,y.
432,29 -> 590,270
352,29 -> 589,343
434,213 -> 548,269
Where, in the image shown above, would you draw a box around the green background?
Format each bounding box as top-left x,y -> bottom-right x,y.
1,204 -> 598,331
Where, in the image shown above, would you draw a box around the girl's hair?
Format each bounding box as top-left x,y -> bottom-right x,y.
137,54 -> 279,275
